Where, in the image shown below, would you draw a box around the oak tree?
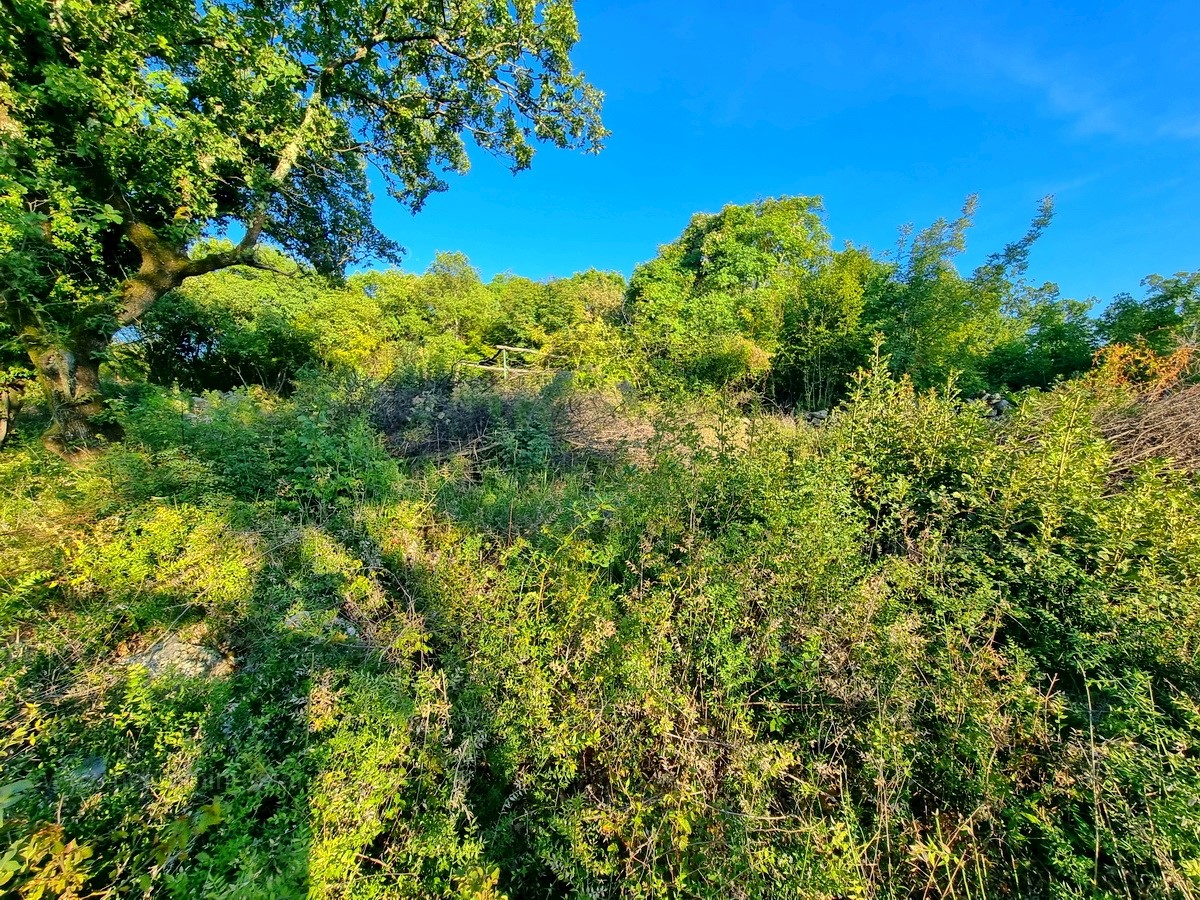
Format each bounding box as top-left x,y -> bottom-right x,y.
0,0 -> 605,449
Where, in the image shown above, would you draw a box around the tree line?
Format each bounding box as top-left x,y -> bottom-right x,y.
7,194 -> 1189,440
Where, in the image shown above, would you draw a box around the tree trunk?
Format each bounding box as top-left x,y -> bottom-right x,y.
0,383 -> 23,451
32,332 -> 121,455
24,223 -> 201,454
11,219 -> 269,456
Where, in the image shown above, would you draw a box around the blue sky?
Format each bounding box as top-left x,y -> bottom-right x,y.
370,0 -> 1200,306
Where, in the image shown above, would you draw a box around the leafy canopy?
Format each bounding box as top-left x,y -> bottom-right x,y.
1099,272 -> 1200,352
0,0 -> 605,331
626,196 -> 829,389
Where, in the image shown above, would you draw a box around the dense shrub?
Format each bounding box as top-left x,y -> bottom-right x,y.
4,354 -> 1199,898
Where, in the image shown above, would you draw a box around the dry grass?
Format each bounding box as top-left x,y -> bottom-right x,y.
1091,343 -> 1200,477
1099,382 -> 1200,477
370,372 -> 654,467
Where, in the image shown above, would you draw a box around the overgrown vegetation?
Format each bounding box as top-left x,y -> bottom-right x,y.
3,193 -> 1200,898
4,3 -> 1200,896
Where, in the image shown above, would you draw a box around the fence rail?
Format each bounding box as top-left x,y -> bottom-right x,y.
454,344 -> 563,383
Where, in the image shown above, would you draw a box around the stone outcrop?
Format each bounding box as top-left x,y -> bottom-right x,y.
120,635 -> 231,678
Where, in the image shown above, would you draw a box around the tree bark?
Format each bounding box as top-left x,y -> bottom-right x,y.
29,220 -> 254,453
0,382 -> 23,451
118,222 -> 196,325
22,222 -> 260,454
30,331 -> 120,455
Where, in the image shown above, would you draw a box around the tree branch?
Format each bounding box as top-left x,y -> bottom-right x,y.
116,219 -> 283,325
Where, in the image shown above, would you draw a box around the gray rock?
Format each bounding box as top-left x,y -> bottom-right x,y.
121,635 -> 229,678
283,610 -> 313,630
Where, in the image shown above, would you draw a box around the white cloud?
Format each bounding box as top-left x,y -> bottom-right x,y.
958,36 -> 1200,145
1157,118 -> 1200,140
967,43 -> 1124,138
